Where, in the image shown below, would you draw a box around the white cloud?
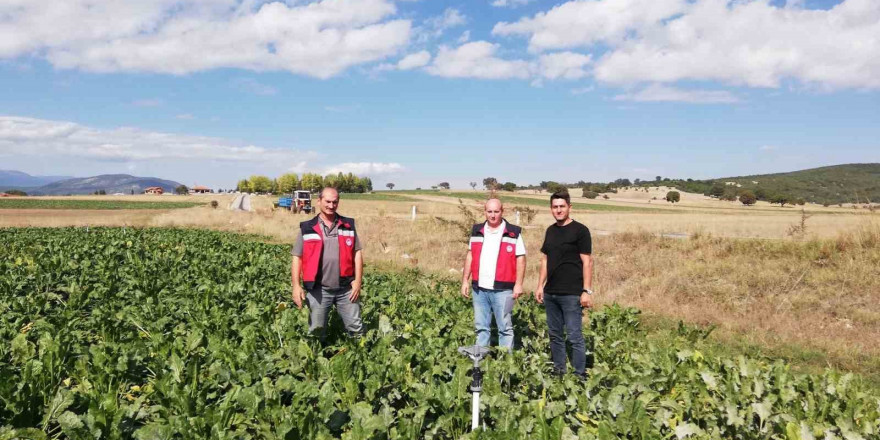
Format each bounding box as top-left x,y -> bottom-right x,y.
491,0 -> 534,7
0,116 -> 317,167
537,52 -> 591,80
425,41 -> 531,79
458,30 -> 471,44
397,51 -> 432,70
760,145 -> 778,151
424,43 -> 591,81
494,0 -> 686,50
175,113 -> 196,120
0,0 -> 411,79
322,162 -> 404,176
426,8 -> 467,31
415,8 -> 467,43
231,78 -> 278,96
612,84 -> 740,104
493,0 -> 880,90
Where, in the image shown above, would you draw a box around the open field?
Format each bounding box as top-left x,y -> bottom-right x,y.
396,190 -> 664,212
2,193 -> 879,383
2,227 -> 877,438
399,187 -> 872,214
0,198 -> 206,210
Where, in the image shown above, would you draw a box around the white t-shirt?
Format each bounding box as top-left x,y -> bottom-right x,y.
472,220 -> 526,290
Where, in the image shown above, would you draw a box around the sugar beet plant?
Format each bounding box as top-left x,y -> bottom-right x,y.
1,227 -> 878,439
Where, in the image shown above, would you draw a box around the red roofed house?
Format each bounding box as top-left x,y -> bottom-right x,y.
190,185 -> 212,194
144,187 -> 164,195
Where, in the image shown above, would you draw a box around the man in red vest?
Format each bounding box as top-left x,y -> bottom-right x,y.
460,197 -> 526,350
291,187 -> 363,340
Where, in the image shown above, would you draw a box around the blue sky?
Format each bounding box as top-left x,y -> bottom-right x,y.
0,0 -> 877,189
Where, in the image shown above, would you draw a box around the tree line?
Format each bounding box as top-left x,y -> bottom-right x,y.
235,172 -> 373,194
516,176 -> 806,207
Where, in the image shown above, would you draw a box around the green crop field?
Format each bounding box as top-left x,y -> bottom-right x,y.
0,199 -> 205,210
1,228 -> 877,439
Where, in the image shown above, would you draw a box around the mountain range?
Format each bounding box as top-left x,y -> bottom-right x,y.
0,170 -> 73,187
1,171 -> 184,195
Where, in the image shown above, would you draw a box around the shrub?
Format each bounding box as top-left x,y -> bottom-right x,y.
211,200 -> 219,209
739,190 -> 757,206
665,191 -> 680,204
770,194 -> 790,207
582,189 -> 599,199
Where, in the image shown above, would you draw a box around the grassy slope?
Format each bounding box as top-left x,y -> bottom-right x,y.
720,163 -> 880,204
661,163 -> 880,205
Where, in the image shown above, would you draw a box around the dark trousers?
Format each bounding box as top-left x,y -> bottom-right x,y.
544,294 -> 587,375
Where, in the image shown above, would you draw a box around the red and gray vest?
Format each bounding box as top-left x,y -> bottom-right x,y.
469,220 -> 522,290
299,215 -> 357,290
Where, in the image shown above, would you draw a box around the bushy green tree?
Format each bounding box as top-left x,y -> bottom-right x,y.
300,173 -> 324,193
438,182 -> 450,190
582,189 -> 599,199
249,175 -> 273,193
721,189 -> 738,201
175,185 -> 189,195
770,194 -> 790,207
708,185 -> 726,198
501,182 -> 517,192
277,173 -> 300,194
739,190 -> 757,206
546,182 -> 567,194
483,177 -> 499,190
665,191 -> 680,204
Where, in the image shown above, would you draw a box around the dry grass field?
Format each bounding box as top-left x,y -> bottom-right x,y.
2,192 -> 879,381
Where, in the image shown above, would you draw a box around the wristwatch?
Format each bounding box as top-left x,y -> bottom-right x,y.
582,288 -> 593,295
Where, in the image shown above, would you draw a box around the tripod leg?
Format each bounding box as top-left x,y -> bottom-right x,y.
472,391 -> 480,431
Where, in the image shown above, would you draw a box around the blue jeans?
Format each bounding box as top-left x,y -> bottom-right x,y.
472,286 -> 514,350
544,294 -> 586,375
307,286 -> 363,340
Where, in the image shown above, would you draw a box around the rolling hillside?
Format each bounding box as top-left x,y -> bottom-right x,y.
662,164 -> 880,205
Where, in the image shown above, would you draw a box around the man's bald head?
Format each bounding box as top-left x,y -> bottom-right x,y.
484,197 -> 503,227
485,197 -> 502,211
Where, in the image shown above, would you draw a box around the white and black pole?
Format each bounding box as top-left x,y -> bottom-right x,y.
458,345 -> 490,431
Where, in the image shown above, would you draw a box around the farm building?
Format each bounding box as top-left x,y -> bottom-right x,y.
144,187 -> 164,195
190,185 -> 212,194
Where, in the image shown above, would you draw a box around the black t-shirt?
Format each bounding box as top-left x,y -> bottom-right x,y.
540,220 -> 592,295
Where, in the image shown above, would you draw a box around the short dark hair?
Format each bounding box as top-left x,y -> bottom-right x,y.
550,190 -> 570,205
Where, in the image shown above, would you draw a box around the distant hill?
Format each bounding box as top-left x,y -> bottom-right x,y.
664,164 -> 880,205
22,174 -> 184,196
0,170 -> 73,187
